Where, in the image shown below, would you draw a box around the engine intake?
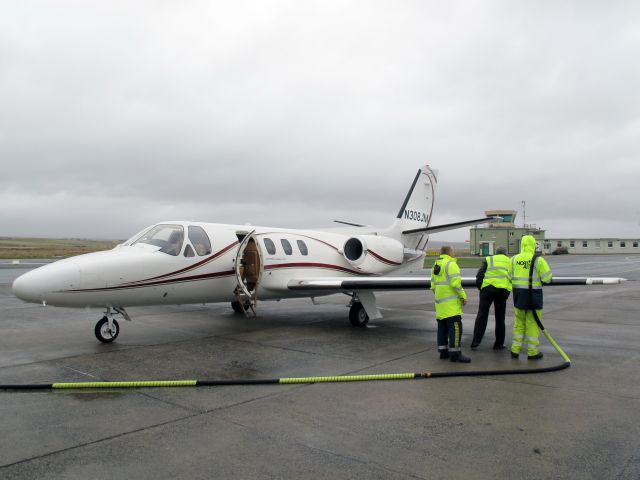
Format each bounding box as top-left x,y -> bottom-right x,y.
342,235 -> 404,274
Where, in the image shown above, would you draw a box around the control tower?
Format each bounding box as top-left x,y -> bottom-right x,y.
470,209 -> 544,256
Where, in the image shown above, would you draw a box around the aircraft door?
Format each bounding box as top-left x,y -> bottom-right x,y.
234,231 -> 263,316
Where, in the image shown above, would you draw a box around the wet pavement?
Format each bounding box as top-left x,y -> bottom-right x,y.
1,255 -> 639,479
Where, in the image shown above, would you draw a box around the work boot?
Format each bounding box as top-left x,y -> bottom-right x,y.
450,352 -> 471,363
493,343 -> 505,350
510,351 -> 519,359
528,352 -> 544,360
439,350 -> 450,360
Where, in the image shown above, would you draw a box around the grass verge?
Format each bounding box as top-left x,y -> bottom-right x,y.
423,256 -> 484,269
0,237 -> 121,259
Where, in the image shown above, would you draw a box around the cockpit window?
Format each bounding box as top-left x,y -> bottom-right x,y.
132,224 -> 184,256
188,226 -> 212,256
184,244 -> 195,257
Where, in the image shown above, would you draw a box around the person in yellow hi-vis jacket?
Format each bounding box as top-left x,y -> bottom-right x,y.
431,246 -> 470,363
471,245 -> 512,350
510,235 -> 552,359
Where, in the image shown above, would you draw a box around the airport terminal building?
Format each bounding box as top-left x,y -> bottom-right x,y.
542,238 -> 640,255
469,209 -> 640,255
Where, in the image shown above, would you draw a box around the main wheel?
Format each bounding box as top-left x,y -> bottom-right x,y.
231,300 -> 251,313
94,316 -> 119,343
349,302 -> 369,327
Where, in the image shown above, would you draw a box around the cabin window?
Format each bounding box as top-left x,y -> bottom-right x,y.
132,224 -> 184,256
263,238 -> 276,255
582,241 -> 588,248
188,226 -> 212,256
620,241 -> 626,248
281,239 -> 293,255
184,244 -> 195,257
608,241 -> 613,248
557,241 -> 562,247
297,240 -> 308,256
570,240 -> 575,247
634,242 -> 639,248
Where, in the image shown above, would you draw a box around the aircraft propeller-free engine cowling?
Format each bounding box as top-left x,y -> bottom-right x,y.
342,235 -> 404,274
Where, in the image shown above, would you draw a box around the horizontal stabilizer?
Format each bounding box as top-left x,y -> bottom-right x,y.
403,216 -> 500,235
333,220 -> 367,227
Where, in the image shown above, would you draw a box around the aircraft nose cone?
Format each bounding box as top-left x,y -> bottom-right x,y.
12,261 -> 81,304
12,272 -> 39,303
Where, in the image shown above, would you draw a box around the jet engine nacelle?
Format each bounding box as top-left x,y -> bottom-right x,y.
342,235 -> 404,274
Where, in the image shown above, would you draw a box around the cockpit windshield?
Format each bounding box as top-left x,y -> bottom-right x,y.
132,224 -> 184,256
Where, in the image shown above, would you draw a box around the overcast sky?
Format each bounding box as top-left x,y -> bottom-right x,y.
1,1 -> 639,241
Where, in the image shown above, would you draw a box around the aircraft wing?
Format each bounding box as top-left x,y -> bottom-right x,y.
287,276 -> 626,294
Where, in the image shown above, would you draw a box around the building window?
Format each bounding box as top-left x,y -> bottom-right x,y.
582,241 -> 588,248
570,240 -> 575,247
620,241 -> 626,248
595,241 -> 601,248
608,241 -> 613,248
634,241 -> 639,248
281,239 -> 293,255
510,232 -> 514,236
544,242 -> 551,250
557,241 -> 562,247
263,238 -> 276,255
296,240 -> 308,256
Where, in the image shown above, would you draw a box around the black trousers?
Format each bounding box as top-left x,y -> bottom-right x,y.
437,315 -> 463,352
472,286 -> 510,347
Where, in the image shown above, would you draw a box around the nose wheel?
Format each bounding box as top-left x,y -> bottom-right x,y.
95,316 -> 120,343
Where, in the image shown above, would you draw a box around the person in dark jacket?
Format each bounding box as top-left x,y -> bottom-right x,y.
471,246 -> 512,350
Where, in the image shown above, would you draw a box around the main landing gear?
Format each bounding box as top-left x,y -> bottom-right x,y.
347,292 -> 382,328
231,299 -> 251,314
349,302 -> 369,327
94,307 -> 131,343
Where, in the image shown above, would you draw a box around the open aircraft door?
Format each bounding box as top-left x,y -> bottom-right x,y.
233,230 -> 263,317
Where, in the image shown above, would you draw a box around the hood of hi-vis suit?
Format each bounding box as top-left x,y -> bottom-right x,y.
520,235 -> 537,255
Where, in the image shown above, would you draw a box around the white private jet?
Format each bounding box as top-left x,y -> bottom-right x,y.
12,165 -> 624,343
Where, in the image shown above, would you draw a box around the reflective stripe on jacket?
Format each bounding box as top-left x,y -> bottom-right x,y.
481,254 -> 512,291
431,254 -> 466,319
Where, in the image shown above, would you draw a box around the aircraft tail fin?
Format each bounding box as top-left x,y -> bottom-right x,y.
383,166 -> 437,249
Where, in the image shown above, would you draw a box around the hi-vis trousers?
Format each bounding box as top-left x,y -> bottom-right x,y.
511,308 -> 541,356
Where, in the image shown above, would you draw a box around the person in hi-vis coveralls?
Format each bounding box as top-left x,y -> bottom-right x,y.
431,246 -> 471,363
510,235 -> 552,359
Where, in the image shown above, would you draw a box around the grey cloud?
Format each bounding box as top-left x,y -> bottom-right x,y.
1,1 -> 639,240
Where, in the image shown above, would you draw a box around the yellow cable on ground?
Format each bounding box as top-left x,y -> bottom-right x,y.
52,380 -> 197,389
543,330 -> 571,363
3,333 -> 571,391
279,373 -> 415,384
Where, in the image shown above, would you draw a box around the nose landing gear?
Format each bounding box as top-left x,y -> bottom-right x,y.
95,316 -> 119,343
94,306 -> 130,343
